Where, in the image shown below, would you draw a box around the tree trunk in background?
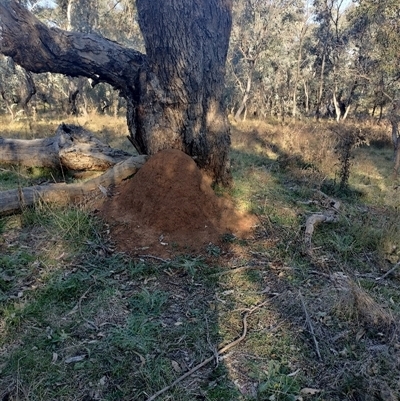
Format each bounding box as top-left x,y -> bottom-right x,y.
342,82 -> 358,122
332,88 -> 341,122
303,80 -> 309,114
0,61 -> 36,119
132,0 -> 232,184
0,0 -> 233,185
315,52 -> 326,120
389,102 -> 400,175
392,122 -> 400,175
234,70 -> 253,122
66,0 -> 96,116
67,0 -> 98,33
292,26 -> 307,118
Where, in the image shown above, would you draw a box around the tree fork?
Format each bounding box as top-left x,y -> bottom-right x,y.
0,0 -> 233,185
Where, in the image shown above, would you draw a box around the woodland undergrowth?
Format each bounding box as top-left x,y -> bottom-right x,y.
0,114 -> 399,401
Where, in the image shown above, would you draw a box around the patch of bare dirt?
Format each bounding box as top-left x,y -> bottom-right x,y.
97,149 -> 256,257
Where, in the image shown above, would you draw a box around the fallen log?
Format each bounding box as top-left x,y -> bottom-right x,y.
0,155 -> 147,216
304,190 -> 340,253
0,123 -> 132,171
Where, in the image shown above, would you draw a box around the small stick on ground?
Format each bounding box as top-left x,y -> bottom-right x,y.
137,254 -> 170,263
376,261 -> 400,281
213,265 -> 264,276
145,300 -> 268,401
299,290 -> 322,361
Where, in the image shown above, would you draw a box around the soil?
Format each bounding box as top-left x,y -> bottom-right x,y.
97,149 -> 256,257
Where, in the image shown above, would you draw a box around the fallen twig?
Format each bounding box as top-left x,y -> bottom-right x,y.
65,284 -> 98,330
145,300 -> 268,401
137,254 -> 170,263
299,290 -> 322,361
376,261 -> 400,281
213,265 -> 264,276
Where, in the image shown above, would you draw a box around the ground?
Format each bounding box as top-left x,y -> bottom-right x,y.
0,113 -> 400,401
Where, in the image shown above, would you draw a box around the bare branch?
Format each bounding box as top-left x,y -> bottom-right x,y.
0,0 -> 146,92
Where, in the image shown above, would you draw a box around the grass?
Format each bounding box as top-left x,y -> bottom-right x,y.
1,113 -> 400,400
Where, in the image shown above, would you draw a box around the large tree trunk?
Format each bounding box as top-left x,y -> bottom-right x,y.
0,0 -> 232,185
132,0 -> 232,184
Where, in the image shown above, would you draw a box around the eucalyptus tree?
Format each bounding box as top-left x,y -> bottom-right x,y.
228,0 -> 305,120
349,0 -> 400,170
0,0 -> 233,184
348,0 -> 400,118
0,56 -> 36,119
288,0 -> 315,117
312,0 -> 353,120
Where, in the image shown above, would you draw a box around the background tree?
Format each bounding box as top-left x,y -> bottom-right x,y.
348,0 -> 400,117
227,0 -> 306,120
0,56 -> 36,120
291,0 -> 313,118
2,0 -> 400,134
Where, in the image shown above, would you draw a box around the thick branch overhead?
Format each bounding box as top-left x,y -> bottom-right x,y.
0,0 -> 146,92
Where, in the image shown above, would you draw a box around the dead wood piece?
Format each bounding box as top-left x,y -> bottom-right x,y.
315,190 -> 341,211
56,124 -> 131,171
376,261 -> 400,281
0,155 -> 147,216
304,190 -> 340,252
305,212 -> 338,250
0,136 -> 60,168
0,123 -> 132,171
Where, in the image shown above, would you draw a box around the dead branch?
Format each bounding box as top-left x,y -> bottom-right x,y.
213,265 -> 264,276
304,190 -> 340,252
145,300 -> 268,401
137,255 -> 171,263
376,261 -> 400,281
299,290 -> 322,361
0,155 -> 147,216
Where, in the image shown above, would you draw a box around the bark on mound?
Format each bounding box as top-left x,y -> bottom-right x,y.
99,149 -> 256,257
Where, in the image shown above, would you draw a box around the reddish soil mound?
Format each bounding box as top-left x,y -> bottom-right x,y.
98,149 -> 256,257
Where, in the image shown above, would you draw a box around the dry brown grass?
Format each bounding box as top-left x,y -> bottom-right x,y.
332,273 -> 395,331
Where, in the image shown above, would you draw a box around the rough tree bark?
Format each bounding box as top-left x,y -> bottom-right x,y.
0,0 -> 232,185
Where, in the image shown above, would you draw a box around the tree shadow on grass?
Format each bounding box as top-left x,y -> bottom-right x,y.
1,124 -> 400,400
